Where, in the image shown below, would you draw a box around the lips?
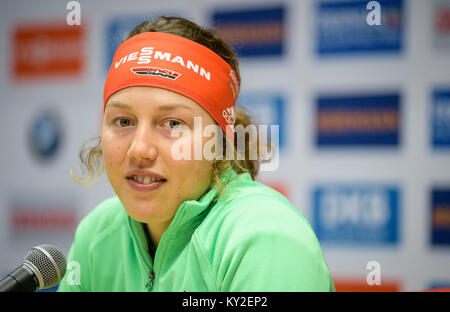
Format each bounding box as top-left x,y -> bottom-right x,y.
128,175 -> 165,185
125,169 -> 167,191
126,169 -> 166,181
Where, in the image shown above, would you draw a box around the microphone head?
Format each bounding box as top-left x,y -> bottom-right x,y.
22,244 -> 67,289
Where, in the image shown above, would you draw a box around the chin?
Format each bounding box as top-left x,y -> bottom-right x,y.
123,199 -> 170,224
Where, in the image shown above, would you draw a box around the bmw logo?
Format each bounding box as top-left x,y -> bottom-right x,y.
28,109 -> 63,161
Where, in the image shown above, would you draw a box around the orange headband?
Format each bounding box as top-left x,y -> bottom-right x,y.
104,32 -> 239,139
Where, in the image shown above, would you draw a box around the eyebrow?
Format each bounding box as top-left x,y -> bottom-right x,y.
106,101 -> 195,112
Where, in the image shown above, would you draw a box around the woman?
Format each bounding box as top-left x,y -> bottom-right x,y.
58,16 -> 335,292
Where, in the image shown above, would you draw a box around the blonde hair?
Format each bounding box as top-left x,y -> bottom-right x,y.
70,16 -> 273,195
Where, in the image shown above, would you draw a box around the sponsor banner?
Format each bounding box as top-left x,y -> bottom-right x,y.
431,188 -> 450,246
313,185 -> 399,245
427,281 -> 450,291
12,22 -> 83,79
106,15 -> 153,71
315,93 -> 400,147
6,193 -> 78,252
433,0 -> 450,52
9,202 -> 77,235
316,0 -> 403,55
237,92 -> 285,150
431,89 -> 450,148
27,108 -> 64,162
212,6 -> 285,57
333,277 -> 401,292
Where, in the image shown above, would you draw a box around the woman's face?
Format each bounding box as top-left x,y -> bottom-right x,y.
102,86 -> 216,230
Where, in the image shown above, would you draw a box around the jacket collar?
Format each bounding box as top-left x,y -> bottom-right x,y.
156,166 -> 241,237
125,167 -> 243,263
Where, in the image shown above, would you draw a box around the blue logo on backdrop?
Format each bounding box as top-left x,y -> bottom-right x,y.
237,93 -> 286,150
316,0 -> 403,55
313,185 -> 399,245
106,14 -> 178,71
106,16 -> 150,71
425,280 -> 450,291
212,6 -> 285,57
428,281 -> 450,291
315,93 -> 401,147
28,109 -> 63,161
431,188 -> 450,246
431,89 -> 450,148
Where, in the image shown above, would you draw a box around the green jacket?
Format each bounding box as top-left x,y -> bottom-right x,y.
58,169 -> 335,291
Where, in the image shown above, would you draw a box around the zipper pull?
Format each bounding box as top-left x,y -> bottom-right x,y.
146,270 -> 154,290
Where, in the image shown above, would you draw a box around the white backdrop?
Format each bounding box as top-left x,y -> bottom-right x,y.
1,0 -> 449,291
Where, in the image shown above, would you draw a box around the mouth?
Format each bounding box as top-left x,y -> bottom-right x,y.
125,170 -> 167,192
127,175 -> 167,185
126,175 -> 167,192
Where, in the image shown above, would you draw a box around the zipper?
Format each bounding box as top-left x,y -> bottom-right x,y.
146,270 -> 154,290
144,205 -> 185,291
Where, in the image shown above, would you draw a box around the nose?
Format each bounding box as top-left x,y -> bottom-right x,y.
127,124 -> 158,163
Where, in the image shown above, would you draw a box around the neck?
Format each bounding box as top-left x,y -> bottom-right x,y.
145,221 -> 171,248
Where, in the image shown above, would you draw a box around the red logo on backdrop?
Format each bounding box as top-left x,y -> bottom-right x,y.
12,22 -> 84,79
10,206 -> 77,232
333,277 -> 401,292
436,7 -> 450,33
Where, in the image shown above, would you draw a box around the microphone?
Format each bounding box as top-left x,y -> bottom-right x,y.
0,244 -> 67,292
